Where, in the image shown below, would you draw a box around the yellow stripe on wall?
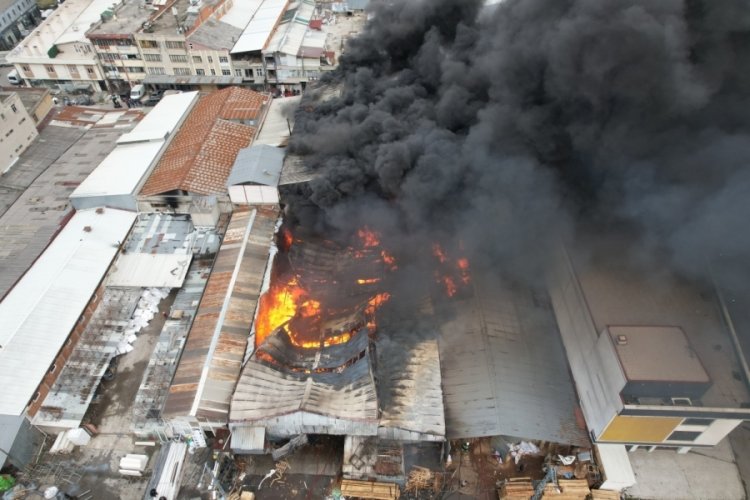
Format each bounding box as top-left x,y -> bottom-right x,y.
599,415 -> 682,443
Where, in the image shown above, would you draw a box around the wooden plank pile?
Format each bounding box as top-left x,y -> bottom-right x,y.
499,478 -> 591,499
404,466 -> 443,495
340,479 -> 401,500
590,489 -> 620,500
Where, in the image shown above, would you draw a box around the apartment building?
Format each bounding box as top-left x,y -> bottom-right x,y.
0,0 -> 41,50
0,90 -> 38,173
6,0 -> 109,91
87,0 -> 246,94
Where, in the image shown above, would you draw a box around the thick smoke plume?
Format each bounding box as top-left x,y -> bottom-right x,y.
287,0 -> 750,287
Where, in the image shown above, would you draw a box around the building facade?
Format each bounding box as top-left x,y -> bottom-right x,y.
0,90 -> 38,173
549,243 -> 750,452
0,0 -> 40,51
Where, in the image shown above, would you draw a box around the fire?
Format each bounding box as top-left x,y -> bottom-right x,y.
299,299 -> 321,318
441,276 -> 457,297
255,277 -> 306,346
357,227 -> 380,248
280,228 -> 293,250
380,250 -> 397,271
356,278 -> 381,285
432,244 -> 448,263
365,292 -> 391,315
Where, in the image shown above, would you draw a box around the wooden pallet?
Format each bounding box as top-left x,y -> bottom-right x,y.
340,479 -> 401,500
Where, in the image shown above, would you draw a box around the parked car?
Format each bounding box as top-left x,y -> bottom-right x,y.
142,95 -> 161,107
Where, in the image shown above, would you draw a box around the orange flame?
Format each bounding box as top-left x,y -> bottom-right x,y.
442,276 -> 457,297
432,243 -> 448,263
357,227 -> 380,248
255,277 -> 306,346
380,250 -> 397,270
281,228 -> 293,250
357,278 -> 381,285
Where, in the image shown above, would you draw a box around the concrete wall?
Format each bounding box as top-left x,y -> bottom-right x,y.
0,91 -> 38,173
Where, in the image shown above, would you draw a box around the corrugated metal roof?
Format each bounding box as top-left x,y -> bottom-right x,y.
254,95 -> 300,147
163,207 -> 279,420
227,145 -> 284,187
279,154 -> 316,185
377,335 -> 445,439
107,254 -> 193,288
0,207 -> 136,416
230,353 -> 379,423
231,425 -> 266,453
230,0 -> 288,54
440,274 -> 589,444
140,88 -> 268,196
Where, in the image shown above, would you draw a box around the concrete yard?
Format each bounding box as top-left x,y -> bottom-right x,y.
626,439 -> 745,500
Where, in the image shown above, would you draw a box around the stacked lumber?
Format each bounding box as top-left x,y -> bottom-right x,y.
591,489 -> 620,500
340,479 -> 401,500
499,478 -> 590,499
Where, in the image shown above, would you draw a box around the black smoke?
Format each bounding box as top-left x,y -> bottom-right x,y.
285,0 -> 750,288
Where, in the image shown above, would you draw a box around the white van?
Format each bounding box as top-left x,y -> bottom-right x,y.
7,69 -> 21,85
129,84 -> 146,101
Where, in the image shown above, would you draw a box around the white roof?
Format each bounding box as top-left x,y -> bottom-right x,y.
254,95 -> 300,146
117,92 -> 199,145
0,208 -> 136,415
107,253 -> 193,288
230,0 -> 288,54
220,0 -> 265,29
72,93 -> 198,201
56,0 -> 118,45
71,141 -> 165,198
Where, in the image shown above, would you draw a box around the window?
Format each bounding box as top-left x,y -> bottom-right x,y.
101,53 -> 121,61
192,55 -> 202,63
221,69 -> 230,76
196,69 -> 205,75
139,39 -> 159,49
11,104 -> 17,113
210,69 -> 215,75
45,65 -> 54,72
682,418 -> 714,426
49,363 -> 56,373
19,117 -> 26,124
667,430 -> 701,442
173,67 -> 191,75
256,68 -> 264,76
244,68 -> 253,77
127,66 -> 144,73
235,69 -> 242,76
144,53 -> 161,62
147,67 -> 166,75
69,66 -> 80,78
86,66 -> 95,76
169,54 -> 187,63
207,56 -> 213,63
21,64 -> 30,72
5,129 -> 13,137
219,56 -> 228,64
165,41 -> 185,50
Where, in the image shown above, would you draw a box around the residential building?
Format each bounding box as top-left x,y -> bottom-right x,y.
1,84 -> 53,124
548,240 -> 750,452
5,0 -> 108,91
0,0 -> 40,50
86,0 -> 247,94
0,89 -> 38,172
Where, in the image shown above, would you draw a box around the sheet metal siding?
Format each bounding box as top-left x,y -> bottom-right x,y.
163,207 -> 277,419
548,246 -> 626,438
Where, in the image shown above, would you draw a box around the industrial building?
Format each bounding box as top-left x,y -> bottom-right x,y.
0,89 -> 38,173
0,0 -> 40,51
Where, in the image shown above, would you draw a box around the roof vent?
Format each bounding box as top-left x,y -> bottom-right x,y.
616,334 -> 628,345
83,225 -> 92,232
95,207 -> 104,214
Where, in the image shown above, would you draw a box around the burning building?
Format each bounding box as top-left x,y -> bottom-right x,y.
229,227 -> 446,457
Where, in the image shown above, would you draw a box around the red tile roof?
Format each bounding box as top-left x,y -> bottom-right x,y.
140,87 -> 268,196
